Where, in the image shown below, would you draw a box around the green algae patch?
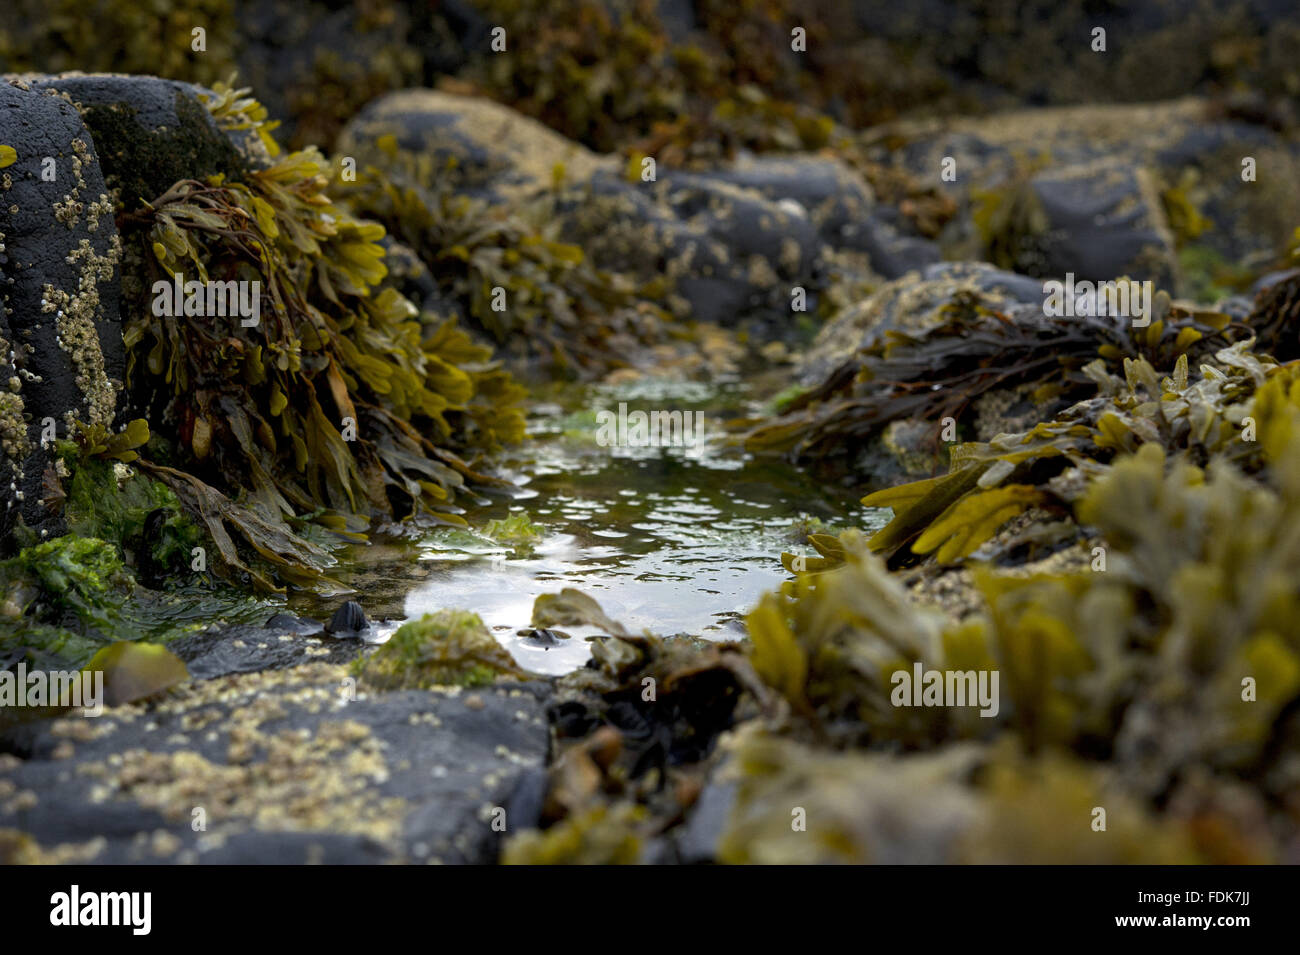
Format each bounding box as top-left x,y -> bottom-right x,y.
482,514 -> 544,550
0,533 -> 269,674
353,610 -> 529,690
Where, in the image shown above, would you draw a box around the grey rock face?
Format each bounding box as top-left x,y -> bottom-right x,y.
562,167 -> 826,330
0,663 -> 551,864
169,623 -> 359,681
0,79 -> 123,541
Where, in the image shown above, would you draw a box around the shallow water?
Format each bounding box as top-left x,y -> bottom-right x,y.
290,375 -> 887,674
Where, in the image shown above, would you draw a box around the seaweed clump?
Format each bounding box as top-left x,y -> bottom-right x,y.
330,140 -> 664,377
716,344 -> 1300,861
744,283 -> 1236,468
114,83 -> 526,591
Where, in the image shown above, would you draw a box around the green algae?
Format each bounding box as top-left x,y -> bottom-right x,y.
481,514 -> 544,551
353,610 -> 529,690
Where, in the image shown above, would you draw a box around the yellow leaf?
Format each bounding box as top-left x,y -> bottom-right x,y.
0,145 -> 15,168
84,642 -> 189,706
746,594 -> 806,703
913,485 -> 1046,563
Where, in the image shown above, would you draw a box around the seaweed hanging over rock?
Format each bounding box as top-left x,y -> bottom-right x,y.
330,130 -> 666,377
108,83 -> 526,590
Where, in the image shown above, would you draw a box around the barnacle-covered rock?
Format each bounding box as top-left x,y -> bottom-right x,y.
0,79 -> 123,540
0,661 -> 550,863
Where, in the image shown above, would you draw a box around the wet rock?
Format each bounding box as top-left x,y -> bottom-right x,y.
170,623 -> 358,681
883,99 -> 1300,295
0,663 -> 551,863
325,600 -> 369,637
264,612 -> 325,638
518,628 -> 568,649
27,74 -> 256,214
0,79 -> 123,541
561,167 -> 825,332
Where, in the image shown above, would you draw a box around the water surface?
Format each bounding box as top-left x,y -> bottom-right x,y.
292,376 -> 886,674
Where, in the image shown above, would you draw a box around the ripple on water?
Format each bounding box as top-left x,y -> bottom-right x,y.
295,379 -> 888,676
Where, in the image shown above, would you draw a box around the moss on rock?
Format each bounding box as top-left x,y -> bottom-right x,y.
354,610 -> 529,690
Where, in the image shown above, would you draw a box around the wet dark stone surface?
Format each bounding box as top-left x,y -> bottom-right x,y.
0,667 -> 551,863
169,624 -> 360,681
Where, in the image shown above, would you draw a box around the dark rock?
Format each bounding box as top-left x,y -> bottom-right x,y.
0,664 -> 551,863
170,623 -> 358,680
518,628 -> 567,648
695,154 -> 946,281
702,155 -> 875,249
673,779 -> 738,864
231,0 -> 427,150
0,79 -> 123,541
325,600 -> 368,637
854,214 -> 943,279
27,74 -> 257,214
561,167 -> 826,332
264,612 -> 325,638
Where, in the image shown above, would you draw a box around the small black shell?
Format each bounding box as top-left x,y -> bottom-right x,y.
325,600 -> 369,637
